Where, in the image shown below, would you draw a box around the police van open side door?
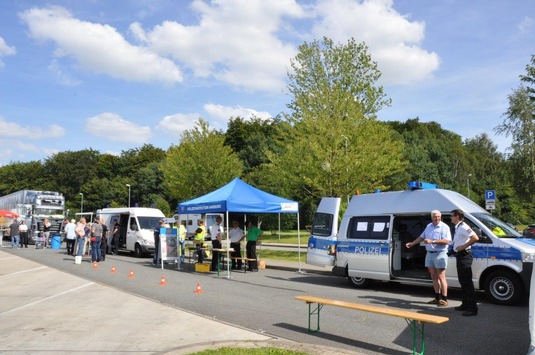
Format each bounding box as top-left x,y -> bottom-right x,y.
341,215 -> 392,282
306,197 -> 340,267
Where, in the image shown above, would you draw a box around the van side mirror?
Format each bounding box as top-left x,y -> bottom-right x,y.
474,228 -> 491,243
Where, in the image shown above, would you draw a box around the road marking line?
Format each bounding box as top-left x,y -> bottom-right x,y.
0,266 -> 47,277
0,282 -> 95,315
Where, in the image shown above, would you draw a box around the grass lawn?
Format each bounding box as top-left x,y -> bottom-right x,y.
258,249 -> 304,263
262,230 -> 309,245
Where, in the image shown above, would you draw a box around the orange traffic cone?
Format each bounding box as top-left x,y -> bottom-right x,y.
159,276 -> 167,286
92,261 -> 98,269
128,269 -> 135,278
194,282 -> 203,294
111,265 -> 117,273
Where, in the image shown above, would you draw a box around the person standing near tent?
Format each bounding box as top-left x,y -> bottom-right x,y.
194,220 -> 206,263
210,216 -> 223,271
177,221 -> 187,263
246,219 -> 263,271
229,220 -> 245,270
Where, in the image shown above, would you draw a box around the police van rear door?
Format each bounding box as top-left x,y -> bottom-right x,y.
306,197 -> 340,267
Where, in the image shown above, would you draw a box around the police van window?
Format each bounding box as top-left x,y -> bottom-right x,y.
347,216 -> 389,240
311,212 -> 334,237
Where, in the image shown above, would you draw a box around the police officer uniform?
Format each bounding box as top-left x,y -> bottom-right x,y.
453,221 -> 478,316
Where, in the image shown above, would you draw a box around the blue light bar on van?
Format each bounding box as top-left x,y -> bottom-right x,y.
408,181 -> 439,190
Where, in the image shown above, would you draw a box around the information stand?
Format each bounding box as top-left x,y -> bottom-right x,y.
160,227 -> 180,270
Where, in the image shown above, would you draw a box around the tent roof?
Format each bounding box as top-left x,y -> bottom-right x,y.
178,178 -> 299,214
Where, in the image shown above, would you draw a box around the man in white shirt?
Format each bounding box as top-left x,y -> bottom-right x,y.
406,210 -> 452,306
65,219 -> 77,256
229,221 -> 245,270
210,216 -> 223,272
451,209 -> 479,316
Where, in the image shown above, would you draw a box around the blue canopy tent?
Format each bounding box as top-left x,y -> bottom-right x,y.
178,178 -> 302,276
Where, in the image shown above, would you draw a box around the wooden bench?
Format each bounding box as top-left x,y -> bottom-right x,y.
295,295 -> 448,355
231,257 -> 257,272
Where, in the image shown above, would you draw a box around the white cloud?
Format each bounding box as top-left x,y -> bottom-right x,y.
19,6 -> 183,84
203,103 -> 272,122
311,0 -> 440,85
132,0 -> 305,92
48,59 -> 82,86
518,16 -> 533,32
156,113 -> 200,134
85,113 -> 151,143
0,36 -> 16,68
0,117 -> 64,139
156,103 -> 273,136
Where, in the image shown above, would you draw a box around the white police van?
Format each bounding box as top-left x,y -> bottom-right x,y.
307,181 -> 534,305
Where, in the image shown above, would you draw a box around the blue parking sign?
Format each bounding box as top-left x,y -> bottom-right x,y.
485,190 -> 496,201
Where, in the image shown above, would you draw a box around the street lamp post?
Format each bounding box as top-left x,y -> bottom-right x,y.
79,193 -> 83,214
467,174 -> 472,199
126,184 -> 131,207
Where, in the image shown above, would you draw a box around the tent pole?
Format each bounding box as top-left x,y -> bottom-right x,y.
225,211 -> 231,279
296,212 -> 305,274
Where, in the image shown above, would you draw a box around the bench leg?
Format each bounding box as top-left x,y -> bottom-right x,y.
305,302 -> 323,333
406,319 -> 426,355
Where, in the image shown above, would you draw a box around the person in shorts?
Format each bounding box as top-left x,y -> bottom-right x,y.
406,210 -> 452,306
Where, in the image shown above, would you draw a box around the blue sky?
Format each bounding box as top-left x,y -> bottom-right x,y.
0,0 -> 533,166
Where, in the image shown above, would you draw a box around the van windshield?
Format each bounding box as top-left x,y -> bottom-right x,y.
471,213 -> 521,238
138,216 -> 163,230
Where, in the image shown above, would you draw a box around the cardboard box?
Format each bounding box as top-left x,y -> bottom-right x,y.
258,259 -> 266,269
195,263 -> 211,273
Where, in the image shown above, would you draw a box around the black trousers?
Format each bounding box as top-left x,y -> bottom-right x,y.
230,242 -> 242,269
246,240 -> 257,270
456,252 -> 478,311
66,238 -> 76,255
211,239 -> 221,271
20,232 -> 29,247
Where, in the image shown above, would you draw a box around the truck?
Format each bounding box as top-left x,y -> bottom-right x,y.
172,213 -> 224,240
307,181 -> 533,305
98,207 -> 165,257
0,190 -> 65,244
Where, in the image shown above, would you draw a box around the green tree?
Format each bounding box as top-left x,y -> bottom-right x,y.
388,118 -> 466,190
0,161 -> 47,195
225,116 -> 286,175
495,86 -> 535,198
162,119 -> 243,201
287,37 -> 391,121
253,38 -> 404,221
43,149 -> 102,206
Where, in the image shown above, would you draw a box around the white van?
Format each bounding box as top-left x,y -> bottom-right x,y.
98,207 -> 165,257
307,182 -> 534,305
172,213 -> 224,240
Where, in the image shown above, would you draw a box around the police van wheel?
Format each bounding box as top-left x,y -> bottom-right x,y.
348,276 -> 371,288
134,244 -> 143,258
484,270 -> 523,305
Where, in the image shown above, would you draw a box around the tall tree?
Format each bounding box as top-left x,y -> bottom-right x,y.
388,118 -> 466,190
287,37 -> 391,121
225,116 -> 287,174
254,38 -> 404,221
162,119 -> 243,201
0,161 -> 47,195
495,86 -> 535,197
